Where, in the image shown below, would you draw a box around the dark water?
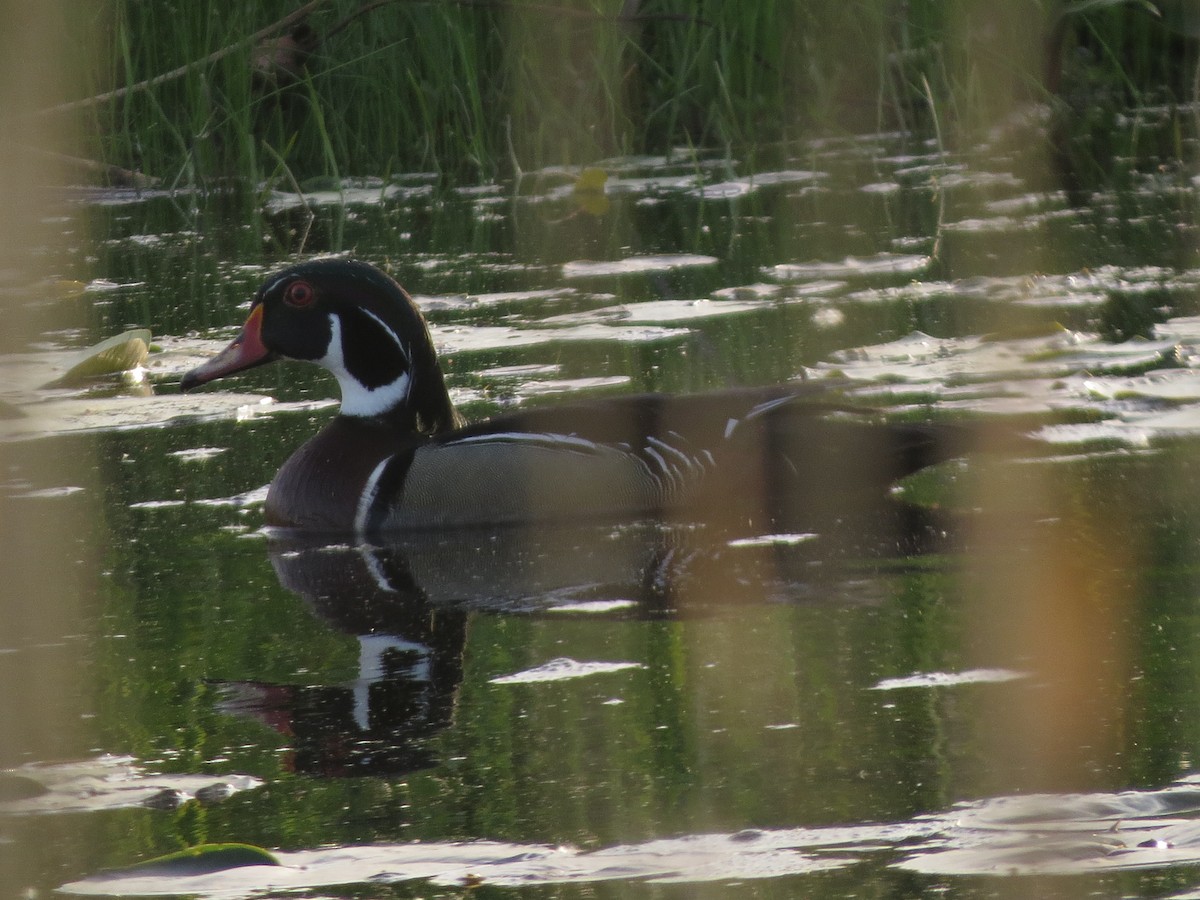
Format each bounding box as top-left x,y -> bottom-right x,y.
7,125 -> 1200,897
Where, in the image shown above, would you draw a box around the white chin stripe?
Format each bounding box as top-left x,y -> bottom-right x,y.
318,314 -> 412,417
337,372 -> 413,417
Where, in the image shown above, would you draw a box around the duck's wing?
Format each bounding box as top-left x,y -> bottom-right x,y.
375,429 -> 670,530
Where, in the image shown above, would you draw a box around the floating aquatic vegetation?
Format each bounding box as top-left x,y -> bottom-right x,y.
414,287 -> 596,314
694,169 -> 827,200
0,330 -> 338,440
896,777 -> 1200,876
476,362 -> 561,379
128,499 -> 187,510
543,297 -> 768,326
809,315 -> 1200,447
546,599 -> 638,614
0,329 -> 153,396
84,278 -> 146,293
50,329 -> 152,386
816,329 -> 1178,386
562,254 -> 719,279
0,755 -> 260,816
413,253 -> 556,277
114,845 -> 280,878
0,312 -> 685,440
0,395 -> 335,442
716,280 -> 847,303
167,447 -> 228,462
504,375 -> 632,397
8,485 -> 86,499
870,668 -> 1027,690
572,167 -> 610,216
942,206 -> 1082,236
433,322 -> 690,353
860,181 -> 901,194
727,533 -> 818,548
984,191 -> 1070,215
936,170 -> 1024,191
770,253 -> 931,281
51,777 -> 1189,893
61,826 -> 908,896
488,657 -> 643,684
263,178 -> 433,213
608,173 -> 704,194
193,485 -> 270,509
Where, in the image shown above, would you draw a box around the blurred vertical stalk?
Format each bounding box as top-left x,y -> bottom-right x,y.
0,0 -> 97,893
950,0 -> 1136,888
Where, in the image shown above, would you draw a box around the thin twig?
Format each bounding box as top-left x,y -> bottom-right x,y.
920,74 -> 946,265
36,0 -> 333,117
262,140 -> 316,255
40,0 -> 719,119
4,143 -> 159,188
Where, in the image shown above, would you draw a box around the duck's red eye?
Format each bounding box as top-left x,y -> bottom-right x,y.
284,280 -> 315,308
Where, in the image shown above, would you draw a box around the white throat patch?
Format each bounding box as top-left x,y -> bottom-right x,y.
317,313 -> 412,417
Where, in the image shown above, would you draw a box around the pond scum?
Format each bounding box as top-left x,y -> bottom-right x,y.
43,0 -> 1200,188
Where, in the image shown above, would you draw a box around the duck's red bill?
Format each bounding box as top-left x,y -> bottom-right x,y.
180,304 -> 274,391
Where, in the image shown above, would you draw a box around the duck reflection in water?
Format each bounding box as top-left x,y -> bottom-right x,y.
185,259 -> 999,777
217,536 -> 469,778
221,509 -> 955,778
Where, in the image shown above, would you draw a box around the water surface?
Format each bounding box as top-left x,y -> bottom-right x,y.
7,126 -> 1200,898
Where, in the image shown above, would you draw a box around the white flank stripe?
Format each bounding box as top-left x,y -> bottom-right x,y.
745,395 -> 795,421
354,457 -> 392,533
448,431 -> 607,454
642,445 -> 674,489
647,434 -> 704,476
359,546 -> 398,594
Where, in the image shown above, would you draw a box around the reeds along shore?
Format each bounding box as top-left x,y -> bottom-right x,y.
62,0 -> 1200,187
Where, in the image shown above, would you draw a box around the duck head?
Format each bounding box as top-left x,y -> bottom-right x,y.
181,259 -> 461,433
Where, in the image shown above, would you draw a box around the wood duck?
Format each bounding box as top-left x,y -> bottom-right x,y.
182,259 -> 967,536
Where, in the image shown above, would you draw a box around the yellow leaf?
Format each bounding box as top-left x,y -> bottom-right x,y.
574,167 -> 609,193
574,167 -> 610,215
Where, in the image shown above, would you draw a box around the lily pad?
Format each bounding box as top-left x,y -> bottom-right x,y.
870,668 -> 1027,690
58,777 -> 1200,894
488,657 -> 643,684
770,253 -> 930,281
0,755 -> 262,816
543,297 -> 768,326
50,329 -> 151,386
0,394 -> 336,443
562,254 -> 718,279
117,844 -> 280,877
58,830 -> 879,896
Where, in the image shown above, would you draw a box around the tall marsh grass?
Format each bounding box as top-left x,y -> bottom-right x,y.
65,0 -> 1200,186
